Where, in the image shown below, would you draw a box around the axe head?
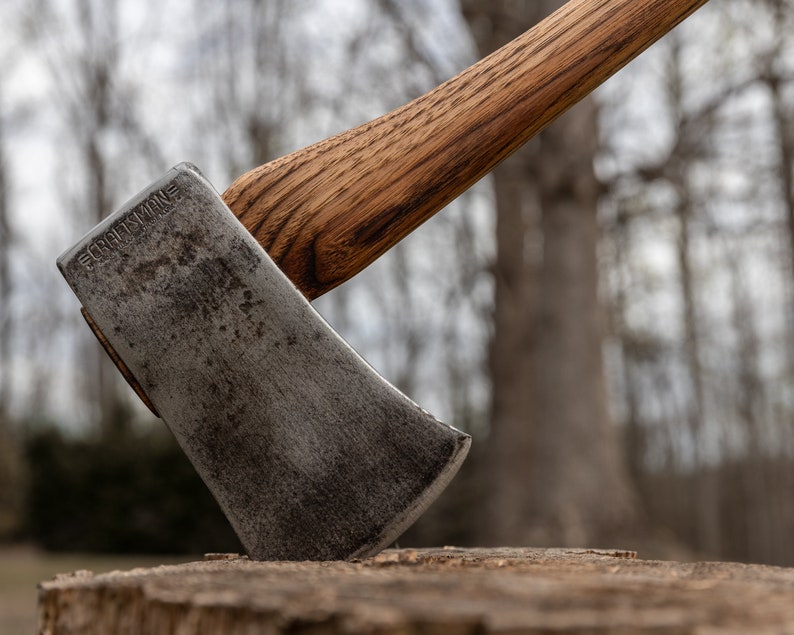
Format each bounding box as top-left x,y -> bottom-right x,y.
57,163 -> 470,561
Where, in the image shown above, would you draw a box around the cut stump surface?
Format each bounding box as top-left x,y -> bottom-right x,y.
38,547 -> 794,634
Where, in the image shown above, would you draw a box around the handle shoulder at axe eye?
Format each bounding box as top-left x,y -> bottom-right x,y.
222,0 -> 709,300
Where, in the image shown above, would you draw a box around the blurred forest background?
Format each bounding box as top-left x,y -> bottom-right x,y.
1,0 -> 794,566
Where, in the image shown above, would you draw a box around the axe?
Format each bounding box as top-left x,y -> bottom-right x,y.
57,0 -> 708,561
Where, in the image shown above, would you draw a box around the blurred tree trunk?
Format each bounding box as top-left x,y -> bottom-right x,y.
766,55 -> 794,379
726,243 -> 770,562
0,84 -> 10,424
463,0 -> 639,546
661,35 -> 722,555
0,82 -> 22,537
762,0 -> 794,566
79,1 -> 127,436
610,206 -> 645,484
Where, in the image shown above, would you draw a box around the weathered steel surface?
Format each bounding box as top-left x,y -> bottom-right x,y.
57,164 -> 470,561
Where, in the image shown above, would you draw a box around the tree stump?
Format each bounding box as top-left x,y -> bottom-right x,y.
38,547 -> 794,634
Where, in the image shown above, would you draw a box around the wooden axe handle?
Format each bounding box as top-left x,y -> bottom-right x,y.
222,0 -> 709,300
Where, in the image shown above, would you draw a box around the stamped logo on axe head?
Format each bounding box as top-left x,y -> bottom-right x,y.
56,0 -> 709,560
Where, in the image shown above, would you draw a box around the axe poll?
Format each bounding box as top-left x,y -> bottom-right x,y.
57,0 -> 709,561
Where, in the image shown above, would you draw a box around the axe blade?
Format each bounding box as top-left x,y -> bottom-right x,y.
57,163 -> 470,561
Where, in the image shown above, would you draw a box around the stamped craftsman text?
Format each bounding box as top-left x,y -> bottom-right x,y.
77,184 -> 181,269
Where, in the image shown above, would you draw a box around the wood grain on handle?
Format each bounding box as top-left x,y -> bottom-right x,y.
222,0 -> 709,300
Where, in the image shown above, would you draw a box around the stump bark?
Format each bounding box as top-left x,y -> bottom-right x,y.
38,547 -> 794,634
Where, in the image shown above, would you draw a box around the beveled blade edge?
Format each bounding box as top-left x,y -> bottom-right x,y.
350,431 -> 471,560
